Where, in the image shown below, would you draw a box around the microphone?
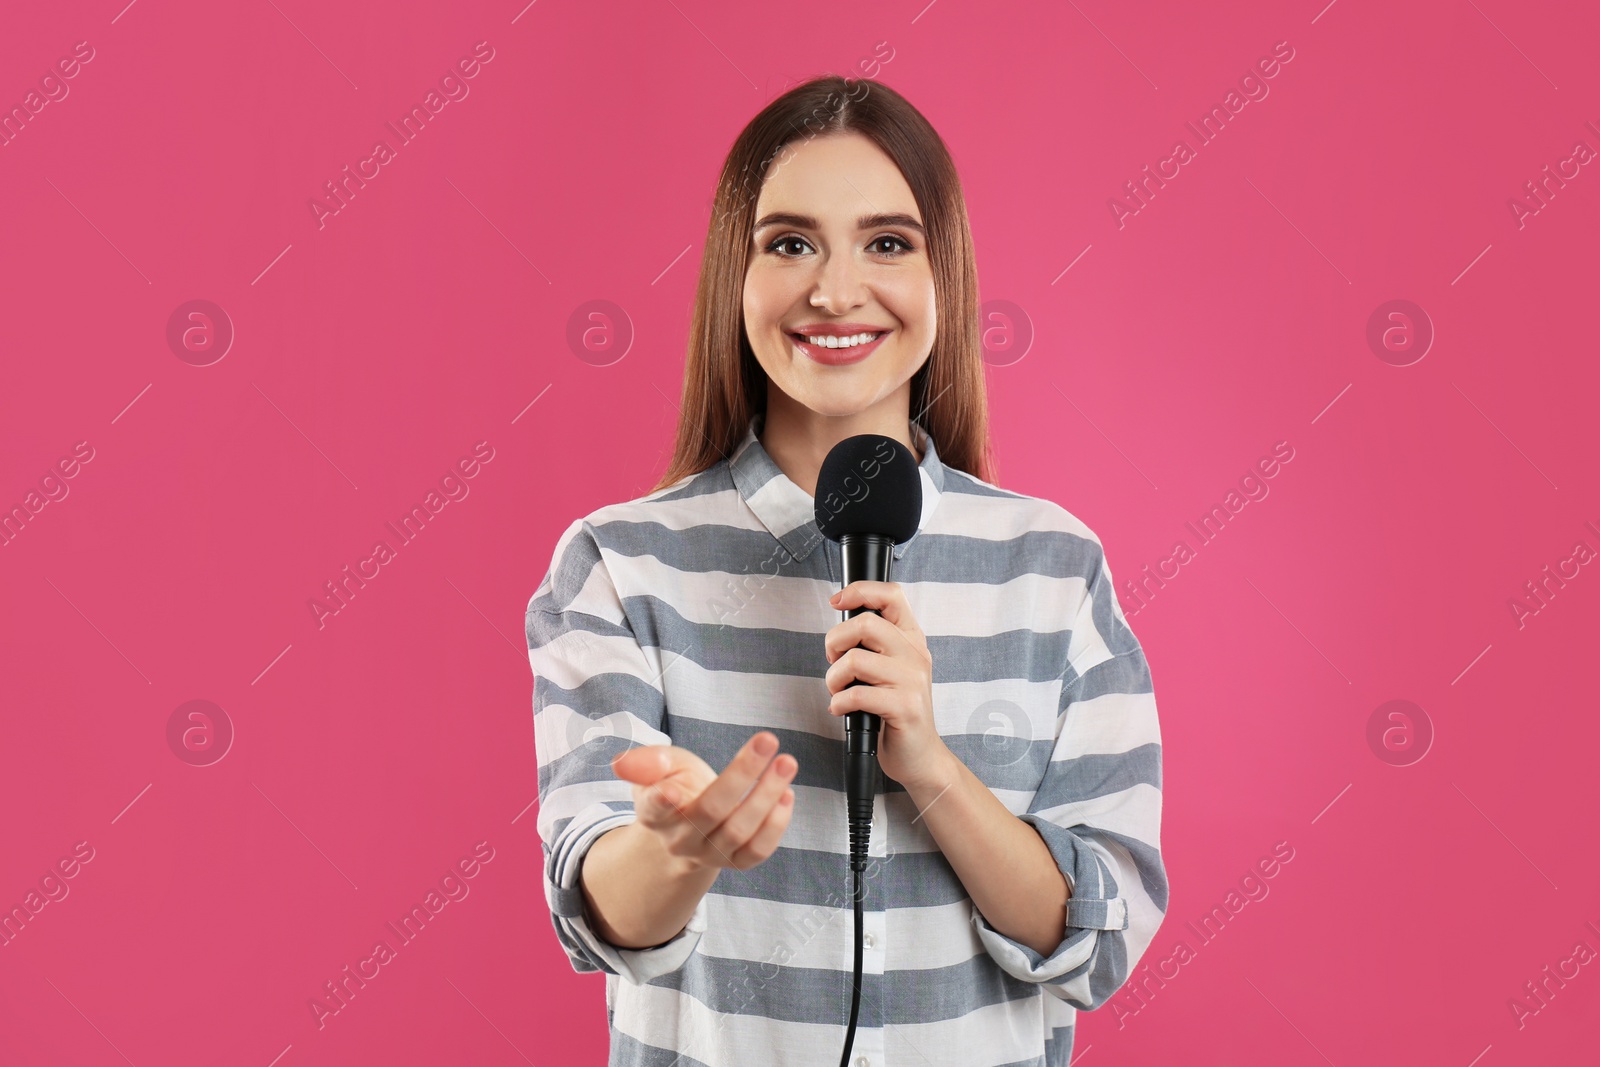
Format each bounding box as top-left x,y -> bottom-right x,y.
813,433 -> 923,874
815,432 -> 923,1067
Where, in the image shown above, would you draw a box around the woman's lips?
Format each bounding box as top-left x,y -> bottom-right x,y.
788,330 -> 890,365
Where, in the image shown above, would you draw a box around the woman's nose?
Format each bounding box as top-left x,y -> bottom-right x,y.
809,251 -> 869,313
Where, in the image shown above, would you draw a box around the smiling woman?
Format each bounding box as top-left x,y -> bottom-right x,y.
659,77 -> 994,495
744,135 -> 938,457
527,74 -> 1167,1067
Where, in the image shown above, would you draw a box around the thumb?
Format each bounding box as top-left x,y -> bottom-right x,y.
611,744 -> 672,785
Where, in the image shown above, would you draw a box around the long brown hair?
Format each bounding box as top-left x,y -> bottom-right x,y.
649,75 -> 997,494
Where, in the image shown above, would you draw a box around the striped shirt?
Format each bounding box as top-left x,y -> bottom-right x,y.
525,411 -> 1166,1067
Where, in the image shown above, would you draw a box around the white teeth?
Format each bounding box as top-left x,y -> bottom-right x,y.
797,331 -> 881,349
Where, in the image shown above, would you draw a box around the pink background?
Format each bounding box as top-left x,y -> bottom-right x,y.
2,0 -> 1596,1063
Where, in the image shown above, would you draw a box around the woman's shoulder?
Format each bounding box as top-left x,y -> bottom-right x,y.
532,464 -> 736,608
557,461 -> 739,546
938,466 -> 1105,556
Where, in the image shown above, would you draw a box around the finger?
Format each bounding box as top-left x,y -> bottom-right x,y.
828,682 -> 899,719
826,646 -> 900,693
706,753 -> 798,860
630,777 -> 694,831
639,782 -> 737,872
832,584 -> 923,650
827,581 -> 878,616
728,786 -> 796,870
829,580 -> 906,619
634,780 -> 682,835
685,732 -> 781,842
825,611 -> 904,663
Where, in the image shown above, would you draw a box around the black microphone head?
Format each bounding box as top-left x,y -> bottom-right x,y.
813,433 -> 923,544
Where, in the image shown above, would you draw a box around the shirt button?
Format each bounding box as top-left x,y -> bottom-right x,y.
863,933 -> 875,948
855,1058 -> 870,1067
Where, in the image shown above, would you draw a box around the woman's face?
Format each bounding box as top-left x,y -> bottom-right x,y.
743,130 -> 936,421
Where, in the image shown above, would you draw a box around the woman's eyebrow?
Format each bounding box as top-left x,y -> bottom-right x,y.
752,211 -> 926,237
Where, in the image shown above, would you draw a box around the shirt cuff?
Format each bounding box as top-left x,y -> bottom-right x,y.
970,908 -> 1098,984
545,805 -> 708,984
1021,813 -> 1130,932
969,814 -> 1131,985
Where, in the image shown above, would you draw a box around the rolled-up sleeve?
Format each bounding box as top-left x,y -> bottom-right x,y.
525,517 -> 708,985
970,539 -> 1168,1009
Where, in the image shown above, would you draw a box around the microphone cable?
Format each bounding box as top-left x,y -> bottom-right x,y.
839,857 -> 865,1067
839,720 -> 879,1067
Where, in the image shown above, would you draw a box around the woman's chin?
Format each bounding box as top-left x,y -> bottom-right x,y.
792,391 -> 884,419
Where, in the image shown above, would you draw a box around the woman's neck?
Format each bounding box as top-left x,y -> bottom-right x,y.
757,385 -> 922,499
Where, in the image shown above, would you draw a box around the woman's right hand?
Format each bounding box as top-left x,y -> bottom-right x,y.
610,731 -> 798,874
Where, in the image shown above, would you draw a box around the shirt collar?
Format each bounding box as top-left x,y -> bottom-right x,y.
728,410 -> 946,564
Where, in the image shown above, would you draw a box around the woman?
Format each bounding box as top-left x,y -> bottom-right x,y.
526,75 -> 1166,1067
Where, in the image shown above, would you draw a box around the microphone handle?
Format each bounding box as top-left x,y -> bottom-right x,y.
839,533 -> 894,872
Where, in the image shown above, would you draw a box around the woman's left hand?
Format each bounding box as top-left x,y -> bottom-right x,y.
824,580 -> 953,793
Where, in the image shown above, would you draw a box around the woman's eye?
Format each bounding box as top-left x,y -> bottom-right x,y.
763,234 -> 914,258
766,236 -> 813,257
